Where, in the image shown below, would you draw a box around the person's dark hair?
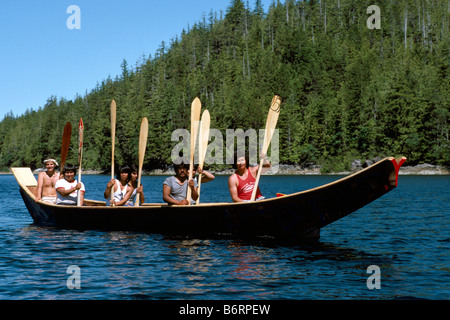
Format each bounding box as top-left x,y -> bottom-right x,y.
63,164 -> 77,173
173,162 -> 188,171
233,151 -> 249,169
130,164 -> 139,173
116,164 -> 131,180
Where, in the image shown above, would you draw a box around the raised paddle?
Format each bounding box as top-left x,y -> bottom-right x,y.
186,97 -> 201,204
250,95 -> 281,202
77,118 -> 84,206
196,109 -> 210,205
135,117 -> 148,206
110,100 -> 116,206
60,121 -> 72,171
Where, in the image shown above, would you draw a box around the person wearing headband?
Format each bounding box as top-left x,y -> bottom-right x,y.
36,158 -> 60,204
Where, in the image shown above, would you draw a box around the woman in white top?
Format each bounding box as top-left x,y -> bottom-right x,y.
104,164 -> 131,206
126,164 -> 145,206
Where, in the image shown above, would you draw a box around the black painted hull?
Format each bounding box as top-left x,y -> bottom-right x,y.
13,157 -> 406,240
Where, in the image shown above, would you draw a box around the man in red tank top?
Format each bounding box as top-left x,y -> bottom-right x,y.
228,154 -> 271,202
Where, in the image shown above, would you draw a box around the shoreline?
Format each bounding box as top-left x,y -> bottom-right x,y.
2,163 -> 449,176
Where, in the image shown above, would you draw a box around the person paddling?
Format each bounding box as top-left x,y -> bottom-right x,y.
104,164 -> 131,206
163,162 -> 198,205
126,164 -> 145,206
55,164 -> 85,206
228,153 -> 271,202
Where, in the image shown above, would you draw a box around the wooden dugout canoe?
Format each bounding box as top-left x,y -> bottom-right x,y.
12,157 -> 406,241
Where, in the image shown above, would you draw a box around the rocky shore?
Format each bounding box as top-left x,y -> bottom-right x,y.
144,160 -> 449,176
268,163 -> 450,175
3,160 -> 449,176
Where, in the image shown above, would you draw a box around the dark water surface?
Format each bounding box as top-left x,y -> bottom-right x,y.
0,174 -> 448,300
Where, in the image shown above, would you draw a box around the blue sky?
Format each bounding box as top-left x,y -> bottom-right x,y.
0,0 -> 273,120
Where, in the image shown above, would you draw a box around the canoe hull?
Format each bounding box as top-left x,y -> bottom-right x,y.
13,157 -> 406,240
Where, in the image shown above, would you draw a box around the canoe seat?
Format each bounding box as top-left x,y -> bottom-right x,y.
11,167 -> 37,186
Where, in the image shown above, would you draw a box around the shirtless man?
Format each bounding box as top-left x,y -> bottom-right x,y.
36,158 -> 60,204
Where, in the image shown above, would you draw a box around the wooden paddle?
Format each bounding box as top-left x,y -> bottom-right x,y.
77,118 -> 84,206
250,95 -> 281,202
196,109 -> 210,205
110,100 -> 116,206
186,97 -> 201,204
135,117 -> 148,206
60,121 -> 72,171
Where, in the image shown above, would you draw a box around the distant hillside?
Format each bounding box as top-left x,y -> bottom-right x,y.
1,0 -> 448,172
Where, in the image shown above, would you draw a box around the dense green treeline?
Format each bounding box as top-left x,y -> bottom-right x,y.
0,0 -> 449,172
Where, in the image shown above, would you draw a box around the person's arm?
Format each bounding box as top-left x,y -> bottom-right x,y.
189,179 -> 199,201
104,179 -> 116,199
56,183 -> 82,197
197,167 -> 215,183
163,184 -> 188,205
228,175 -> 243,202
254,154 -> 272,175
113,187 -> 134,206
78,187 -> 85,206
36,172 -> 44,201
136,185 -> 145,204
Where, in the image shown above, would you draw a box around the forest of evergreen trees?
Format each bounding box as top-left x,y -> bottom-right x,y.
0,0 -> 448,173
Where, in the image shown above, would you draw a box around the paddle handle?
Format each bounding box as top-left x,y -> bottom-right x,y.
77,118 -> 84,206
111,100 -> 116,206
135,117 -> 148,206
186,98 -> 201,204
186,124 -> 197,203
135,174 -> 142,206
250,159 -> 264,201
186,164 -> 194,202
195,110 -> 210,205
196,173 -> 203,205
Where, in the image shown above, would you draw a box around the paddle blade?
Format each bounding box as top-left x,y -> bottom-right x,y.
190,97 -> 202,166
111,99 -> 116,157
78,118 -> 84,164
110,100 -> 116,204
198,110 -> 210,167
111,99 -> 116,131
250,95 -> 282,201
78,118 -> 84,143
135,117 -> 148,206
60,122 -> 72,169
77,118 -> 84,206
196,110 -> 210,205
138,117 -> 148,166
261,95 -> 281,154
186,98 -> 202,203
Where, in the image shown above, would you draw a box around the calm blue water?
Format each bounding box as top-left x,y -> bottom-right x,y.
0,174 -> 448,300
